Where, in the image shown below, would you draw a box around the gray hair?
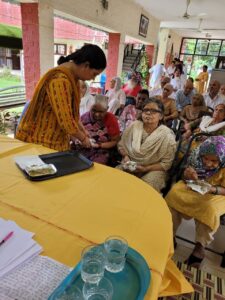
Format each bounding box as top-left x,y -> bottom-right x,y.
94,94 -> 108,109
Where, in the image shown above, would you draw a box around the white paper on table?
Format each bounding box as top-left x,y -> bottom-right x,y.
14,155 -> 45,170
0,256 -> 70,300
0,294 -> 15,300
0,243 -> 42,277
0,221 -> 37,269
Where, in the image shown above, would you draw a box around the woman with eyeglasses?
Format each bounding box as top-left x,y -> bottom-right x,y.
156,83 -> 178,127
117,98 -> 176,192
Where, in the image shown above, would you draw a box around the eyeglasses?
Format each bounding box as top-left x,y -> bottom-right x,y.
163,88 -> 170,92
142,108 -> 162,114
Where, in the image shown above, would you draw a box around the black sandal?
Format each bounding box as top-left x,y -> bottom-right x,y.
185,254 -> 203,268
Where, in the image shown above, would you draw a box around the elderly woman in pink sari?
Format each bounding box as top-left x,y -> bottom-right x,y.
117,98 -> 176,192
74,95 -> 120,165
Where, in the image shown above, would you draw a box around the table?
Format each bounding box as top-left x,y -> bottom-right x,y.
0,135 -> 193,299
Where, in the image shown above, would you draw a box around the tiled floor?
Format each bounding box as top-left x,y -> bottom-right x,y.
174,218 -> 225,279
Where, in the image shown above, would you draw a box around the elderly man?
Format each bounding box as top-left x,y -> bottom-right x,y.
204,80 -> 224,109
119,89 -> 149,130
149,76 -> 171,98
175,80 -> 195,112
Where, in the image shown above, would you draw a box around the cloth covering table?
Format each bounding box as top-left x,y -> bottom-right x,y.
0,135 -> 193,299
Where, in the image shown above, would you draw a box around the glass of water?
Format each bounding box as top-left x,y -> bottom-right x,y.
104,236 -> 128,273
83,277 -> 113,300
55,286 -> 83,299
81,245 -> 106,284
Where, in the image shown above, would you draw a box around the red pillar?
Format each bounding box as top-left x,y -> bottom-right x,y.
146,45 -> 154,68
105,33 -> 120,91
21,3 -> 40,101
145,45 -> 154,85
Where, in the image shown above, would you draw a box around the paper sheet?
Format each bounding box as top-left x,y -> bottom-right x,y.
14,155 -> 45,170
0,256 -> 70,300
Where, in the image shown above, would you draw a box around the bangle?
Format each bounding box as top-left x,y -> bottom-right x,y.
212,186 -> 218,195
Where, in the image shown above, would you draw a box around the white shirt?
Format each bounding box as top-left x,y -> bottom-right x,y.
149,64 -> 166,89
203,93 -> 225,109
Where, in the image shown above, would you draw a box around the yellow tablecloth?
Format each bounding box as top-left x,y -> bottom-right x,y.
0,135 -> 193,299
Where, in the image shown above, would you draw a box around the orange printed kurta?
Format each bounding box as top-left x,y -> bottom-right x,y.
16,66 -> 80,151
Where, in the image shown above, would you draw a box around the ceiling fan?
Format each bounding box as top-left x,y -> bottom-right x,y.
181,0 -> 207,19
173,18 -> 225,33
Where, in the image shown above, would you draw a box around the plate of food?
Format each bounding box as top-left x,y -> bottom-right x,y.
185,180 -> 212,195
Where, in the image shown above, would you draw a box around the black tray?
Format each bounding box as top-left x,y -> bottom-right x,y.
20,151 -> 93,181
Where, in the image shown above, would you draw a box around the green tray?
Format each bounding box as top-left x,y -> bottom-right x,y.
48,246 -> 151,300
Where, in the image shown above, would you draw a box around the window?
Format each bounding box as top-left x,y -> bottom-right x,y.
195,39 -> 208,55
54,44 -> 67,55
180,38 -> 225,78
207,40 -> 221,56
180,39 -> 196,54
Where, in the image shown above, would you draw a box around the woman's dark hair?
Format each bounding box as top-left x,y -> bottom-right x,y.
139,98 -> 165,124
57,44 -> 106,70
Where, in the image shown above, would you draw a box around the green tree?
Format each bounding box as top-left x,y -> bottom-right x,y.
137,51 -> 149,88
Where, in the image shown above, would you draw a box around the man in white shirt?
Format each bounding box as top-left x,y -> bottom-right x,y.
149,76 -> 171,98
149,63 -> 166,90
204,80 -> 224,109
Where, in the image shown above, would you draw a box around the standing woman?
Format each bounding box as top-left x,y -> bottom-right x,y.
16,44 -> 106,151
106,77 -> 126,114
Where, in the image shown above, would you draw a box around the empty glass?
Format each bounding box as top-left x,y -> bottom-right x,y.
81,245 -> 106,284
83,277 -> 113,300
104,236 -> 128,273
55,286 -> 83,299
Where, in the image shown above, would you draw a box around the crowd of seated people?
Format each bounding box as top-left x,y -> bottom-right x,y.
16,58 -> 225,269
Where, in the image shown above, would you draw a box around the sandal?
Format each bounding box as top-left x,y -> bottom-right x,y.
184,242 -> 205,268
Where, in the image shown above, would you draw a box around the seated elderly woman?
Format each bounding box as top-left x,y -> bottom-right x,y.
117,98 -> 177,192
182,104 -> 225,150
166,136 -> 225,267
180,93 -> 208,124
106,77 -> 126,114
73,95 -> 120,165
156,83 -> 178,127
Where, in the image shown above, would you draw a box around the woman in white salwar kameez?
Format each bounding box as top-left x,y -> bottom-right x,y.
106,77 -> 126,114
79,81 -> 95,116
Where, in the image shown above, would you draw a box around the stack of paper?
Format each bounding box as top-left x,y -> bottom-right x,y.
0,218 -> 42,278
0,256 -> 70,300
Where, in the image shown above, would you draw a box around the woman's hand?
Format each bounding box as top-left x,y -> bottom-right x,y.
184,123 -> 191,131
81,136 -> 91,148
122,155 -> 130,163
184,166 -> 198,181
135,165 -> 147,173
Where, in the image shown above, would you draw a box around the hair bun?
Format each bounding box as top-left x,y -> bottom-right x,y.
57,55 -> 69,65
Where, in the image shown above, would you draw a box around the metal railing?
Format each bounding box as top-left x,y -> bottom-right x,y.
0,85 -> 26,108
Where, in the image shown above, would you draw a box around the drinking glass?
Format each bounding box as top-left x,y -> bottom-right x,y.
81,245 -> 106,284
55,286 -> 83,299
83,277 -> 113,300
104,236 -> 128,273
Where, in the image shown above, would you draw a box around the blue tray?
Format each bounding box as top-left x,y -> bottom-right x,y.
48,246 -> 151,300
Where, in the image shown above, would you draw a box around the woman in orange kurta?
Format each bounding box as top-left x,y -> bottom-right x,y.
16,44 -> 106,151
195,65 -> 209,94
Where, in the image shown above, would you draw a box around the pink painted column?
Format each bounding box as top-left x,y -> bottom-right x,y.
146,45 -> 154,68
105,33 -> 120,91
145,45 -> 154,85
20,3 -> 40,100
